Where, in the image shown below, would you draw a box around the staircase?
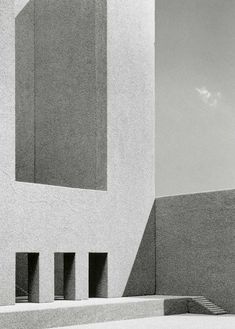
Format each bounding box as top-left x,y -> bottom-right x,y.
189,296 -> 227,315
15,284 -> 28,303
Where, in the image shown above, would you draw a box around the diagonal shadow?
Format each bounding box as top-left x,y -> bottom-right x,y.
123,200 -> 156,296
16,0 -> 34,19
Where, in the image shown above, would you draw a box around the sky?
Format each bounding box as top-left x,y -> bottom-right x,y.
15,0 -> 235,197
156,0 -> 235,197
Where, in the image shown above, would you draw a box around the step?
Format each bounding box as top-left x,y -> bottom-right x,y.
207,309 -> 227,312
189,297 -> 227,315
208,306 -> 224,311
207,308 -> 225,312
198,304 -> 223,309
0,296 -> 190,329
193,297 -> 209,301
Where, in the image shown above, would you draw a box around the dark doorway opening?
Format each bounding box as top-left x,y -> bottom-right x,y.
89,253 -> 108,298
54,253 -> 75,300
15,253 -> 39,303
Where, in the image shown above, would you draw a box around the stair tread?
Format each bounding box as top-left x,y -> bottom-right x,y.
201,304 -> 223,308
196,303 -> 223,308
190,297 -> 227,314
199,305 -> 224,311
197,303 -> 224,308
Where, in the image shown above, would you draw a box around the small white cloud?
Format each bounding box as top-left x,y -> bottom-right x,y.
196,87 -> 221,108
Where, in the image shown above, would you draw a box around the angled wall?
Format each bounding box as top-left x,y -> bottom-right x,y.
123,201 -> 156,297
0,0 -> 155,305
16,0 -> 107,190
15,0 -> 35,183
156,190 -> 235,314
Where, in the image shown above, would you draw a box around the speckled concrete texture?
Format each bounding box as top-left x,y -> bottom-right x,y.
16,0 -> 107,190
52,315 -> 235,329
123,201 -> 156,296
0,296 -> 188,328
15,0 -> 34,182
35,0 -> 106,189
156,190 -> 235,314
0,0 -> 155,305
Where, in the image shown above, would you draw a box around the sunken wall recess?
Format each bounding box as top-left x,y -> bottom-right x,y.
89,253 -> 108,298
16,0 -> 107,190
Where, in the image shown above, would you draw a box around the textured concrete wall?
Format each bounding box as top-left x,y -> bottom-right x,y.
15,0 -> 34,182
156,190 -> 235,313
16,0 -> 107,190
34,0 -> 107,189
123,201 -> 156,297
0,0 -> 155,305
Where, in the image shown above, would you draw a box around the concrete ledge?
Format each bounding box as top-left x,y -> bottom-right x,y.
164,298 -> 189,315
0,296 -> 189,329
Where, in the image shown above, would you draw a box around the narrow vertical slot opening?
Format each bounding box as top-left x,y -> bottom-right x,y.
89,253 -> 108,298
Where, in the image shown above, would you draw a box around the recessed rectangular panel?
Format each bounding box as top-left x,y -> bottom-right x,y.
89,253 -> 108,298
54,253 -> 64,300
54,253 -> 76,300
15,253 -> 28,302
34,0 -> 107,189
15,0 -> 107,190
15,253 -> 39,303
28,253 -> 39,303
64,253 -> 76,300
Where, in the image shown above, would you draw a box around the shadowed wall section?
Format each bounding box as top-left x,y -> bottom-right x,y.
123,201 -> 156,296
89,253 -> 108,298
15,253 -> 39,303
15,0 -> 107,190
0,0 -> 155,305
156,190 -> 235,314
16,253 -> 28,298
15,0 -> 35,183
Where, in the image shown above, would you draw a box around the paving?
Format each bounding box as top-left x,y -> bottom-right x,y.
53,314 -> 235,329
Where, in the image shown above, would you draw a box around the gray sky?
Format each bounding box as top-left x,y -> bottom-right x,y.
15,0 -> 235,197
156,0 -> 235,197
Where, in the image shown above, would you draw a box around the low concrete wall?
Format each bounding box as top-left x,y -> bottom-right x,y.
156,190 -> 235,314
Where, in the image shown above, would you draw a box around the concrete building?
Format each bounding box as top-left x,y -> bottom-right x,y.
0,0 -> 234,327
1,0 -> 155,306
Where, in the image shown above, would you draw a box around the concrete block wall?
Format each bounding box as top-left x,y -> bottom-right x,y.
0,0 -> 155,305
156,190 -> 235,314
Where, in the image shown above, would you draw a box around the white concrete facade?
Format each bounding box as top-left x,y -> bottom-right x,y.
0,0 -> 155,305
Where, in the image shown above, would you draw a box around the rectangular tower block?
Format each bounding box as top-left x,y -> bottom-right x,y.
16,0 -> 107,190
0,0 -> 155,306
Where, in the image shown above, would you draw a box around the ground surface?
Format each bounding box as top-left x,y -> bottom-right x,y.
53,314 -> 235,329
